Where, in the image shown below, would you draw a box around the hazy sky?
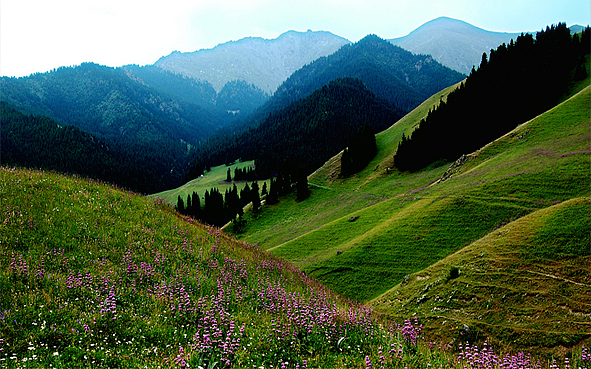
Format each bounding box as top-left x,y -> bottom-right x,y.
2,0 -> 589,77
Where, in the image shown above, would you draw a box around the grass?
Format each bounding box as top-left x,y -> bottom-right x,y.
369,197 -> 591,356
150,160 -> 270,207
6,167 -> 587,367
230,82 -> 591,355
0,167 -> 396,368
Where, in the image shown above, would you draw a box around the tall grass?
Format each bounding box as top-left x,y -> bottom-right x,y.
2,167 -> 588,368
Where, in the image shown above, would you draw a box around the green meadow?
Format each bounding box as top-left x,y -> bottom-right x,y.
230,82 -> 591,353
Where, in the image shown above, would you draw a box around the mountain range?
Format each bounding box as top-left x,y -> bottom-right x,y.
154,30 -> 350,94
187,35 -> 465,175
2,17 -> 585,193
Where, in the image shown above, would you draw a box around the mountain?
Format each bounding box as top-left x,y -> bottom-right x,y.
0,63 -> 222,147
0,102 -> 186,193
154,30 -> 351,93
233,78 -> 403,177
389,17 -> 523,75
121,65 -> 270,118
226,28 -> 590,353
0,63 -> 267,192
187,35 -> 465,174
269,34 -> 466,114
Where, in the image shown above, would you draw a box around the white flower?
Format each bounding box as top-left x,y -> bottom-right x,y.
53,352 -> 59,356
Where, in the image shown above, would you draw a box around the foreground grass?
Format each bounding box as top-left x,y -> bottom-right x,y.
2,167 -> 589,368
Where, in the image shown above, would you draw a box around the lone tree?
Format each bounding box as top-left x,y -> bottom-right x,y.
295,173 -> 309,202
176,195 -> 185,213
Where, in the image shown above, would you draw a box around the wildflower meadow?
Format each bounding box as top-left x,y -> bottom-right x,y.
0,167 -> 588,368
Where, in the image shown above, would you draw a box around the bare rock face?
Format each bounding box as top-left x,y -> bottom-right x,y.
154,30 -> 350,94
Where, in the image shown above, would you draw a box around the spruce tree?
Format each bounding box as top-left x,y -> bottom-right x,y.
176,195 -> 185,213
295,174 -> 309,202
186,194 -> 192,215
251,181 -> 261,212
192,192 -> 201,217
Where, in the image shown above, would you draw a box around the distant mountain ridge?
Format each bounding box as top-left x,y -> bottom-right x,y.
186,35 -> 465,176
389,17 -> 523,75
154,30 -> 351,93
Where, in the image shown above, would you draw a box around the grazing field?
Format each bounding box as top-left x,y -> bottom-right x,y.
231,85 -> 591,354
2,166 -> 589,368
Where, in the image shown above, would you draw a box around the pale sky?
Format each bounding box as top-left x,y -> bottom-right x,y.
1,0 -> 589,78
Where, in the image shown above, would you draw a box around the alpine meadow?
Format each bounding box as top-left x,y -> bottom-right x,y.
1,13 -> 590,369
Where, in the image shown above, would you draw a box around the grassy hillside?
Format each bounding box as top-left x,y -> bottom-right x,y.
0,167 -> 416,368
370,196 -> 590,353
231,80 -> 590,354
151,160 -> 270,207
9,167 -> 587,368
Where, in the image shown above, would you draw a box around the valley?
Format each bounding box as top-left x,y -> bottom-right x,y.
1,16 -> 590,368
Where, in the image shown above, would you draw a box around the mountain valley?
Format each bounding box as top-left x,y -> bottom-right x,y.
1,17 -> 590,368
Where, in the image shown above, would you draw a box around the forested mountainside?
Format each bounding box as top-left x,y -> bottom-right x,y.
186,35 -> 465,177
186,78 -> 403,180
267,34 -> 465,115
121,65 -> 269,118
0,63 -> 222,146
0,103 -> 185,193
0,63 -> 272,192
394,24 -> 590,171
154,30 -> 350,93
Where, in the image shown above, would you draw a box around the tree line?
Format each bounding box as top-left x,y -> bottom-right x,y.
394,24 -> 591,172
176,170 -> 310,229
0,102 -> 186,193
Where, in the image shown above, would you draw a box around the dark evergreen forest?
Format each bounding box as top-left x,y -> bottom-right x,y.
186,35 -> 465,176
175,181 -> 265,228
341,125 -> 378,177
188,78 -> 402,183
0,103 -> 182,193
394,24 -> 591,172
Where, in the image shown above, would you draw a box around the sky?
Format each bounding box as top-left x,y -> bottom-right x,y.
1,0 -> 589,78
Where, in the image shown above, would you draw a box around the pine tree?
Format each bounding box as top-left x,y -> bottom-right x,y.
192,192 -> 201,217
295,174 -> 309,202
266,178 -> 279,205
261,182 -> 268,197
186,194 -> 192,215
251,181 -> 261,212
176,195 -> 185,213
226,168 -> 232,182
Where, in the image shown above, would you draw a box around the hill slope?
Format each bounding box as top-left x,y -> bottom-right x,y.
0,167 -> 405,368
154,30 -> 350,94
389,17 -> 522,75
369,196 -> 590,352
231,73 -> 590,352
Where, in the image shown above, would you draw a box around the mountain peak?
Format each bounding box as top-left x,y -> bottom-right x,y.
389,18 -> 522,75
154,31 -> 350,93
